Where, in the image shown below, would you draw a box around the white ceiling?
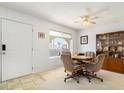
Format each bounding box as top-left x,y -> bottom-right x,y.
0,2 -> 124,30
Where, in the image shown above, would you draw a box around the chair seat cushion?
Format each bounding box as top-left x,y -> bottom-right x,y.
73,64 -> 82,71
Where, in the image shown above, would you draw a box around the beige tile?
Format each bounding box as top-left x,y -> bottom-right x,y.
11,87 -> 23,90
8,83 -> 22,90
34,80 -> 44,87
19,76 -> 33,84
32,74 -> 41,79
31,84 -> 42,90
37,74 -> 47,81
0,82 -> 8,90
22,82 -> 35,90
8,86 -> 23,90
7,79 -> 19,86
7,79 -> 23,90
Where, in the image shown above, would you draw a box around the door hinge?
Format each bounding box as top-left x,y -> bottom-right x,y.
32,29 -> 33,32
32,67 -> 33,70
32,48 -> 33,51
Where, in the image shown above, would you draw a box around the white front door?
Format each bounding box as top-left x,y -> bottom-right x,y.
2,19 -> 33,81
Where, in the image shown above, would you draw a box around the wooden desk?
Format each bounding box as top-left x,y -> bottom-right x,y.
72,54 -> 92,61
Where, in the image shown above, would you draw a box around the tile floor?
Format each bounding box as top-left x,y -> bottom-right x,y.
0,66 -> 124,90
0,74 -> 44,90
0,67 -> 63,90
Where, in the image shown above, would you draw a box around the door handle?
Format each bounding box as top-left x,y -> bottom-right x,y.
2,44 -> 6,55
2,44 -> 6,51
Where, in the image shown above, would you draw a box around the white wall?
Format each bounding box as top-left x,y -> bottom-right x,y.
0,20 -> 2,81
0,6 -> 78,73
78,22 -> 124,53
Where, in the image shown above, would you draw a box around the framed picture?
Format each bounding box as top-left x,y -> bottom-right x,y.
80,35 -> 88,44
38,32 -> 45,39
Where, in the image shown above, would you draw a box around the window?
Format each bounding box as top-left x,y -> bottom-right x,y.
49,30 -> 72,57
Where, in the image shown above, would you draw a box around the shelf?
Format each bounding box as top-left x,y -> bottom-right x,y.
96,39 -> 108,41
96,31 -> 124,73
109,37 -> 123,40
109,51 -> 123,53
109,44 -> 123,47
108,57 -> 123,60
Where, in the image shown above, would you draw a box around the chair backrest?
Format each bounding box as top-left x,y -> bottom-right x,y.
61,49 -> 71,55
86,54 -> 105,72
84,51 -> 95,61
61,52 -> 74,72
85,51 -> 95,57
60,47 -> 70,55
93,54 -> 105,72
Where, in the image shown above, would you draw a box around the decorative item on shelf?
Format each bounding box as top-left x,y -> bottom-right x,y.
103,46 -> 108,52
38,32 -> 45,39
80,35 -> 88,44
102,35 -> 106,39
118,40 -> 122,45
115,54 -> 118,58
97,43 -> 100,47
97,41 -> 102,47
114,40 -> 117,45
117,46 -> 123,52
97,47 -> 102,51
98,36 -> 102,39
121,57 -> 123,59
110,46 -> 116,52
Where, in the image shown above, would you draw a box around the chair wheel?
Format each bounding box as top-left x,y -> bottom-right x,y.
77,80 -> 79,83
101,79 -> 103,82
66,74 -> 69,76
89,80 -> 91,83
64,79 -> 66,82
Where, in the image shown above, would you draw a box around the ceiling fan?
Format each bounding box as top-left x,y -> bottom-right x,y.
75,8 -> 109,27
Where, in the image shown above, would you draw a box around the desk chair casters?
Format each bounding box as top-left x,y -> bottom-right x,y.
86,72 -> 103,83
61,51 -> 83,84
64,73 -> 79,83
84,54 -> 105,83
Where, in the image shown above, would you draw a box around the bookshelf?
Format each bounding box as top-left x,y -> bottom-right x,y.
96,31 -> 124,73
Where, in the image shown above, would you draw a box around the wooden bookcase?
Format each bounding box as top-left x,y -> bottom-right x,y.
96,31 -> 124,73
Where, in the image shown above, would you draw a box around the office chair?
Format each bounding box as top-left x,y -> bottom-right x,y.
84,54 -> 105,82
61,52 -> 83,83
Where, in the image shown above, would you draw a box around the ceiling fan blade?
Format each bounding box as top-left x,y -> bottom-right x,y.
91,16 -> 99,19
90,21 -> 96,24
93,8 -> 109,15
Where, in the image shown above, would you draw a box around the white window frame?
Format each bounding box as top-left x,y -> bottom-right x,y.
49,30 -> 72,58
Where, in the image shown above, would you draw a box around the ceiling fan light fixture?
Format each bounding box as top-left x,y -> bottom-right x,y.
82,21 -> 91,27
75,8 -> 109,28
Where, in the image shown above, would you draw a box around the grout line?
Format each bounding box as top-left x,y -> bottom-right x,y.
18,78 -> 24,90
36,73 -> 47,82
